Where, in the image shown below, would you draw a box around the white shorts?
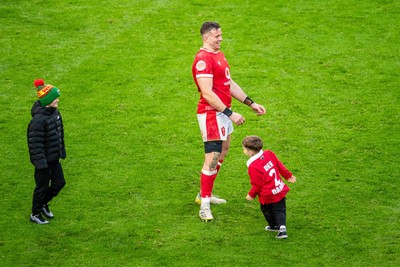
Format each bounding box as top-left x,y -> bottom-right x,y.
197,112 -> 234,142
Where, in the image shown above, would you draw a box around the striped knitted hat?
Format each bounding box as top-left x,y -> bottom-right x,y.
34,79 -> 61,106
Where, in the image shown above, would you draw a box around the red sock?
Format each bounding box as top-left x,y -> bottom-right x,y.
216,160 -> 224,173
200,170 -> 217,198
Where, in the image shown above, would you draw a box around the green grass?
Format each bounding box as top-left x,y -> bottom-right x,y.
1,0 -> 399,266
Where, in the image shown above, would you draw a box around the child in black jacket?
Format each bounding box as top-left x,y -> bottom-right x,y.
27,79 -> 66,224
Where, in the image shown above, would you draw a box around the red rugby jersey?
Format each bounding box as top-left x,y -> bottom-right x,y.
247,150 -> 293,205
192,48 -> 232,114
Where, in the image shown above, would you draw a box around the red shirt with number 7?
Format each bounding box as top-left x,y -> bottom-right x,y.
246,150 -> 293,205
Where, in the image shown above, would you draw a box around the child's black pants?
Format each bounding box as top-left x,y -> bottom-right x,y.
260,197 -> 286,228
32,161 -> 66,215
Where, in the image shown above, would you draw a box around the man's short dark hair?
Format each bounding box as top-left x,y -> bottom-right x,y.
200,22 -> 220,36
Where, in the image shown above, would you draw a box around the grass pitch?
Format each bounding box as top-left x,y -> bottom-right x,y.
0,0 -> 399,266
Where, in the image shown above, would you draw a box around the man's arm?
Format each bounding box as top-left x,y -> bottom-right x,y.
230,79 -> 266,116
197,77 -> 226,111
230,79 -> 247,102
197,77 -> 245,125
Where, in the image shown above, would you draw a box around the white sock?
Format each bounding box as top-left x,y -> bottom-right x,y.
200,197 -> 211,210
279,225 -> 287,231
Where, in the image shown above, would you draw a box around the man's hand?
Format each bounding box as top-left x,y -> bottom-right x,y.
230,112 -> 245,125
246,194 -> 254,201
250,103 -> 266,116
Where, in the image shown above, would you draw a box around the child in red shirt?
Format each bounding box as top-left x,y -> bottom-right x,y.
242,136 -> 296,239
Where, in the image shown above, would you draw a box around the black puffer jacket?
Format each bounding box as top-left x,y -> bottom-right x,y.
27,101 -> 66,169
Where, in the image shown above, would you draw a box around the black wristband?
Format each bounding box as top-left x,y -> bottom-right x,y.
243,96 -> 254,106
222,107 -> 233,117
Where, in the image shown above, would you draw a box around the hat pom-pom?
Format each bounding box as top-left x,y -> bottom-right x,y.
34,79 -> 45,88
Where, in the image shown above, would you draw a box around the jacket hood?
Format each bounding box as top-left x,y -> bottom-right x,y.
31,100 -> 55,117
